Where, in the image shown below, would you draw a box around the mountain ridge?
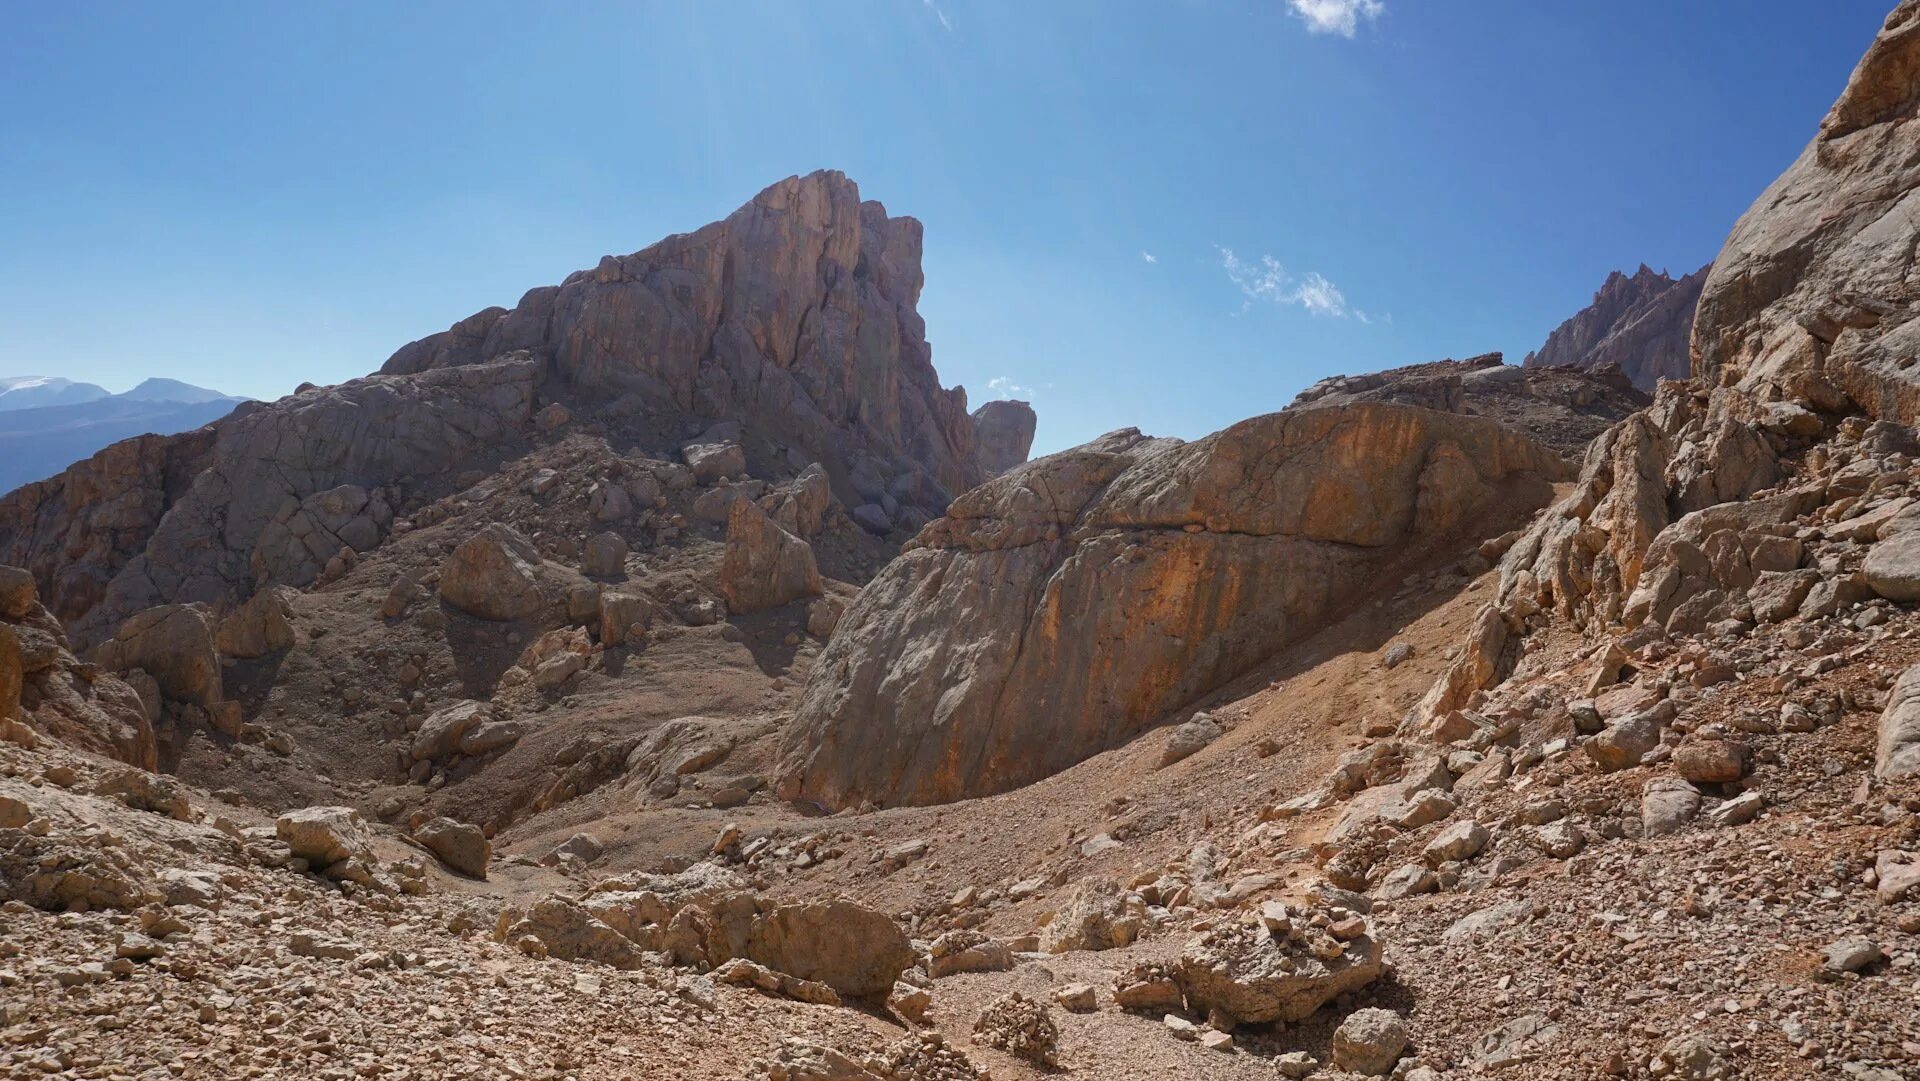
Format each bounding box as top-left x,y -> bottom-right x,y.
0,376 -> 246,494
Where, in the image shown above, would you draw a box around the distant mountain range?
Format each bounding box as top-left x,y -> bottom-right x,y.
0,376 -> 248,494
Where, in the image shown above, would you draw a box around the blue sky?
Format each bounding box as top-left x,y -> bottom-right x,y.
0,1 -> 1893,454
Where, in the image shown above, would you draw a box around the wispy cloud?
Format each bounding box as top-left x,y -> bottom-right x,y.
986,375 -> 1050,401
1219,247 -> 1366,320
1141,251 -> 1157,264
922,0 -> 953,31
1288,0 -> 1384,38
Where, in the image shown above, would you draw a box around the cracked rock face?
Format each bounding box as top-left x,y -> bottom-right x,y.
1697,0 -> 1920,415
779,401 -> 1569,809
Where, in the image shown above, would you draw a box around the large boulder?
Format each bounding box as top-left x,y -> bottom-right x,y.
780,404 -> 1566,808
92,604 -> 222,708
1175,907 -> 1385,1025
1641,777 -> 1702,836
744,900 -> 915,998
501,898 -> 649,969
1865,532 -> 1920,601
929,929 -> 1016,977
581,531 -> 628,579
1040,881 -> 1140,953
276,806 -> 376,868
439,524 -> 551,621
718,499 -> 823,614
1879,664 -> 1920,780
1333,1008 -> 1411,1076
216,585 -> 296,658
972,400 -> 1037,476
411,700 -> 492,762
414,817 -> 491,879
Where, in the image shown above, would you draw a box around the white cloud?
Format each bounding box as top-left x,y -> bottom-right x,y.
1290,272 -> 1350,318
1219,247 -> 1363,320
922,0 -> 953,31
1141,251 -> 1157,264
987,376 -> 1035,399
1287,0 -> 1384,37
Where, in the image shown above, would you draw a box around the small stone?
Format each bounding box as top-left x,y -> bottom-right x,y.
1332,1007 -> 1409,1076
1824,937 -> 1883,974
1054,983 -> 1097,1012
1161,713 -> 1224,767
1673,740 -> 1750,784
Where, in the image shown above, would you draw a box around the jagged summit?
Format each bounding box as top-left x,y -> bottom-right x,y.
380,170 -> 985,508
1523,262 -> 1709,390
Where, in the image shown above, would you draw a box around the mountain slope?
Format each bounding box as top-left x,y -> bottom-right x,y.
0,375 -> 109,411
0,171 -> 1025,648
116,377 -> 234,404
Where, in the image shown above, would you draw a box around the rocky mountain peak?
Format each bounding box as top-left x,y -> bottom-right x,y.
1523,262 -> 1709,390
0,172 -> 1020,648
380,169 -> 978,509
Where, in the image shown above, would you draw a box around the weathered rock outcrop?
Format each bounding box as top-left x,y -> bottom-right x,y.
1495,1 -> 1920,634
0,429 -> 217,636
972,400 -> 1037,476
1697,0 -> 1920,415
1292,352 -> 1648,459
1879,664 -> 1920,781
780,402 -> 1568,808
1524,265 -> 1709,390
